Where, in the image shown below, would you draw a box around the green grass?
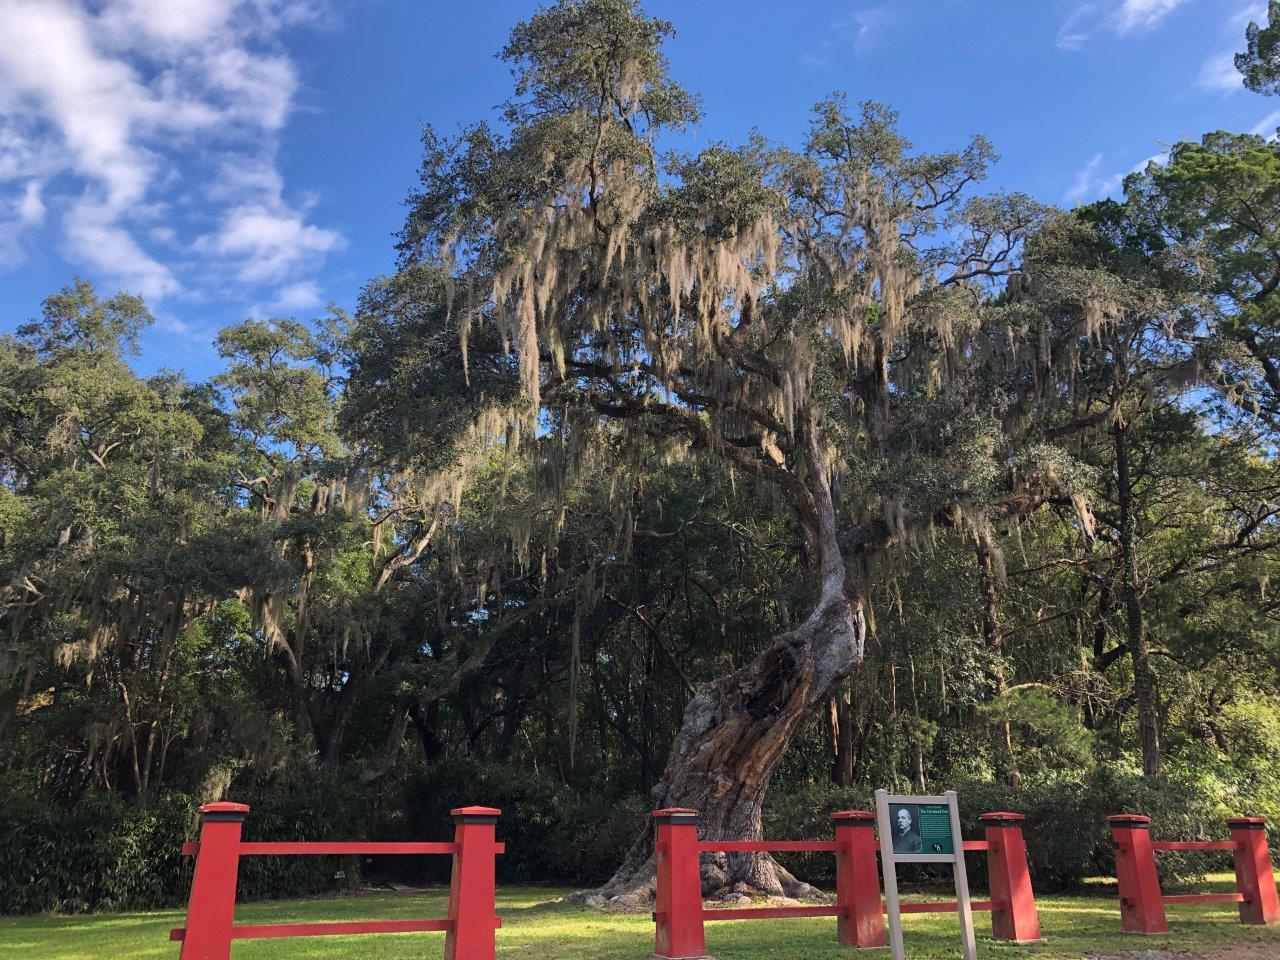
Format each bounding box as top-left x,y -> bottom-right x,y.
4,875 -> 1279,960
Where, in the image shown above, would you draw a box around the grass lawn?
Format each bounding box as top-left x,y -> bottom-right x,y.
3,875 -> 1279,960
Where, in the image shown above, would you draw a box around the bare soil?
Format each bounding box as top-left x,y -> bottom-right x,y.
1089,947 -> 1280,960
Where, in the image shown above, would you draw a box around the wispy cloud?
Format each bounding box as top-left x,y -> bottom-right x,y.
1057,3 -> 1100,51
1195,2 -> 1267,97
801,5 -> 899,68
1196,50 -> 1244,93
1134,150 -> 1170,172
64,197 -> 181,297
0,0 -> 338,304
1063,152 -> 1125,204
1062,149 -> 1168,206
15,181 -> 44,226
270,280 -> 324,313
1115,0 -> 1192,34
1058,0 -> 1192,50
1251,109 -> 1280,138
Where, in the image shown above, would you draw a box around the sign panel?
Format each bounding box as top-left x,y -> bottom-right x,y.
888,801 -> 954,855
876,789 -> 976,960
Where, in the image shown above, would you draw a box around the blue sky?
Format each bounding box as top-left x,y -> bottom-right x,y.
1,0 -> 1277,380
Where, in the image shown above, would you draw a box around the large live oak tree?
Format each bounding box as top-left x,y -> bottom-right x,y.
346,0 -> 1061,900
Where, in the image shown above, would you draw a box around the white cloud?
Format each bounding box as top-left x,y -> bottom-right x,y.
99,0 -> 239,48
205,203 -> 343,283
203,47 -> 298,131
206,155 -> 288,204
1251,109 -> 1280,138
801,5 -> 898,68
64,198 -> 181,298
1058,0 -> 1191,50
270,280 -> 323,313
1196,50 -> 1242,93
0,179 -> 45,264
16,181 -> 44,226
196,151 -> 342,286
1195,2 -> 1268,97
0,1 -> 161,209
1115,0 -> 1191,35
0,0 -> 338,304
0,121 -> 63,184
1063,152 -> 1125,204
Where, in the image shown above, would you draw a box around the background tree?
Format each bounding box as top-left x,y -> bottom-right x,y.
0,280 -> 254,798
1238,0 -> 1280,96
1128,133 -> 1280,426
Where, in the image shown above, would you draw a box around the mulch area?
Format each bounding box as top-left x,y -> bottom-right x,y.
1089,947 -> 1280,960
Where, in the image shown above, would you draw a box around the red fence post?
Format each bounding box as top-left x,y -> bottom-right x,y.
1228,817 -> 1280,926
831,810 -> 885,948
1109,814 -> 1167,934
179,802 -> 249,960
981,812 -> 1042,942
652,808 -> 712,960
445,806 -> 501,960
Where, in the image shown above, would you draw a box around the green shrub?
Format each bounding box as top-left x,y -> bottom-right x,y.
0,782 -> 193,914
398,758 -> 646,886
232,767 -> 371,901
0,767 -> 372,914
6,758 -> 1268,916
761,766 -> 1269,893
955,767 -> 1244,890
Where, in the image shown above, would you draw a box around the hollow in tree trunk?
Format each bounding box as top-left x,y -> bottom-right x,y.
830,680 -> 855,786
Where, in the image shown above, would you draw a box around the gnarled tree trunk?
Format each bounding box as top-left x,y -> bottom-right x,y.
573,415 -> 871,908
587,554 -> 864,907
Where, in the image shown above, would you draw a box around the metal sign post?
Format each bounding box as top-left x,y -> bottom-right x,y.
875,789 -> 977,960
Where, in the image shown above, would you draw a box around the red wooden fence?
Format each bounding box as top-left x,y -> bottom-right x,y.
651,807 -> 1041,958
1109,814 -> 1280,934
171,802 -> 503,960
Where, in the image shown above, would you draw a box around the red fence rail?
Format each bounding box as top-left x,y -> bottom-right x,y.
171,802 -> 503,960
650,807 -> 1041,958
1108,814 -> 1280,934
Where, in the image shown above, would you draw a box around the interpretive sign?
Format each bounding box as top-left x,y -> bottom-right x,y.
876,789 -> 976,960
887,801 -> 954,855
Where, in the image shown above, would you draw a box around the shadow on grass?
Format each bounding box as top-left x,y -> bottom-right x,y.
2,877 -> 1279,960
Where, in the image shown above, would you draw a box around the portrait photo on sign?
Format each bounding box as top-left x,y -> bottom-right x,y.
890,804 -> 922,853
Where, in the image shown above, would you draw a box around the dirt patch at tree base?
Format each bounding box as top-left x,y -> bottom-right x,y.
1088,947 -> 1280,960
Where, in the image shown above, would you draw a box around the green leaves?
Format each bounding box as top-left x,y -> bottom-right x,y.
1238,0 -> 1280,96
501,0 -> 698,132
215,314 -> 347,468
15,277 -> 152,360
1125,131 -> 1280,423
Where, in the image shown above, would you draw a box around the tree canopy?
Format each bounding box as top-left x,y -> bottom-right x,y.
4,0 -> 1280,912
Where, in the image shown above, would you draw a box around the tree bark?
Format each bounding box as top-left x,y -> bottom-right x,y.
1114,419 -> 1162,776
975,534 -> 1021,789
908,657 -> 927,794
320,640 -> 391,766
